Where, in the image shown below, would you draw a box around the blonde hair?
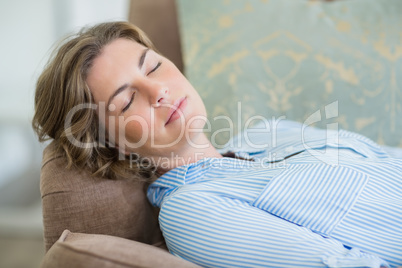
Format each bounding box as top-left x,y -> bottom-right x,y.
32,21 -> 158,181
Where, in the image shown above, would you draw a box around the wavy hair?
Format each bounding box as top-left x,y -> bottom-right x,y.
32,21 -> 158,181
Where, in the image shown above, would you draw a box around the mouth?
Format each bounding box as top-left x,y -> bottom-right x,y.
165,97 -> 187,125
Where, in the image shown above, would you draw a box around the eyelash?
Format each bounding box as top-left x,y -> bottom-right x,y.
122,92 -> 135,113
148,62 -> 162,75
122,61 -> 162,113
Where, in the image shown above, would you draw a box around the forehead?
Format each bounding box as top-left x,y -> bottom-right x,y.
94,38 -> 146,69
87,39 -> 147,102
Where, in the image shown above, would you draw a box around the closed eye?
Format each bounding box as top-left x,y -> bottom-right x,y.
122,92 -> 135,113
147,62 -> 162,75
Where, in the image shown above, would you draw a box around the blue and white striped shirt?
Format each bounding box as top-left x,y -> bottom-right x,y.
147,120 -> 402,268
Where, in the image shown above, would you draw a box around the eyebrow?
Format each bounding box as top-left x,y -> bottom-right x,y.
106,48 -> 150,108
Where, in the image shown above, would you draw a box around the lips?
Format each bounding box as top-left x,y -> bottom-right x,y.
165,97 -> 187,125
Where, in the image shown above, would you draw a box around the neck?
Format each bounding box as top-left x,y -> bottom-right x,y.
155,134 -> 222,175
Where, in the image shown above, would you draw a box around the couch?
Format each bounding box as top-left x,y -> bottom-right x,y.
40,0 -> 401,267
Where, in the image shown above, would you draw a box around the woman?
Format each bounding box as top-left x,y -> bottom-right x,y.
33,21 -> 401,268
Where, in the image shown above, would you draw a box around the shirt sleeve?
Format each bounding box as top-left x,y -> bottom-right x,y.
158,189 -> 389,268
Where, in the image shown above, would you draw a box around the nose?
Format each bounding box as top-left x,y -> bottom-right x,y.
136,78 -> 170,107
150,84 -> 169,107
154,87 -> 169,107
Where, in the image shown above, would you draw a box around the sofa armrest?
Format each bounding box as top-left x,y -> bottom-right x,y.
40,142 -> 164,251
41,230 -> 201,268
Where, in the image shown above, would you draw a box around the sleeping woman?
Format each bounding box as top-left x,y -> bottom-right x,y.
32,21 -> 402,268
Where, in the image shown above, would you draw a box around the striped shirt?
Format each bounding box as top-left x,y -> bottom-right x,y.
147,120 -> 402,268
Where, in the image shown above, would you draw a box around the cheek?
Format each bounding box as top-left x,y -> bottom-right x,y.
101,113 -> 151,150
118,114 -> 152,149
187,99 -> 207,130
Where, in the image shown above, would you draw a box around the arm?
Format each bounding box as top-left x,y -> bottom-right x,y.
159,191 -> 389,268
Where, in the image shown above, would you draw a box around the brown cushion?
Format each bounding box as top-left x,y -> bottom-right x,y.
41,230 -> 201,268
40,141 -> 163,252
128,0 -> 184,72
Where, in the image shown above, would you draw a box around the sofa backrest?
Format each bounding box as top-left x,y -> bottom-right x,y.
129,0 -> 183,72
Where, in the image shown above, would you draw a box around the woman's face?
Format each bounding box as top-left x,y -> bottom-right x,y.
87,38 -> 207,159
